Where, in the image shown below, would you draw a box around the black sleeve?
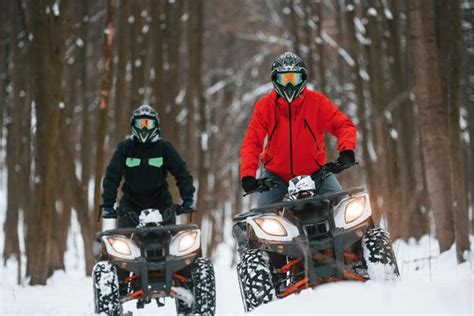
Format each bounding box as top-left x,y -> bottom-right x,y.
164,141 -> 196,203
102,140 -> 127,205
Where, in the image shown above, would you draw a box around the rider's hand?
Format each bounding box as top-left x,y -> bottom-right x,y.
338,150 -> 355,165
330,150 -> 355,174
177,199 -> 194,215
241,176 -> 258,193
102,204 -> 117,218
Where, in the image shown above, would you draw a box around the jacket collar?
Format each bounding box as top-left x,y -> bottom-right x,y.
270,88 -> 306,107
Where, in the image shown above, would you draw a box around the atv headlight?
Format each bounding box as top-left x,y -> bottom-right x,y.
170,229 -> 200,257
103,235 -> 141,260
345,197 -> 366,223
110,238 -> 131,255
255,218 -> 287,236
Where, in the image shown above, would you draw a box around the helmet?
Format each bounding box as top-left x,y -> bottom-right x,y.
130,105 -> 160,143
288,175 -> 315,200
271,52 -> 307,103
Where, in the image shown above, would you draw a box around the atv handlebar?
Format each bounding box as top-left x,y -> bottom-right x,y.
243,161 -> 358,197
313,161 -> 358,194
112,204 -> 195,226
243,178 -> 280,197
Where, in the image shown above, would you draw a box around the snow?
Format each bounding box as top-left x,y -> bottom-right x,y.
337,48 -> 355,67
354,17 -> 366,35
1,173 -> 473,315
368,7 -> 378,17
384,8 -> 393,20
52,0 -> 60,17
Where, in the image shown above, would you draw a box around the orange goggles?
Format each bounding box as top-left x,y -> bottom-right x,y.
276,72 -> 303,86
133,117 -> 156,130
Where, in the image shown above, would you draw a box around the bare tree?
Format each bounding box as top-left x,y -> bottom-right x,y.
93,0 -> 117,230
28,0 -> 68,285
408,0 -> 455,253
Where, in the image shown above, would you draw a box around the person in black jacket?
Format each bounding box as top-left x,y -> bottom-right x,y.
101,105 -> 195,227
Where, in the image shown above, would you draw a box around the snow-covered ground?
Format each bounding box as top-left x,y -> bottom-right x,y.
0,180 -> 473,315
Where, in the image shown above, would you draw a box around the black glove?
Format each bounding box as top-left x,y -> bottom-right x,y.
241,176 -> 258,193
176,198 -> 195,215
161,206 -> 177,222
102,204 -> 117,218
330,150 -> 356,174
338,150 -> 355,165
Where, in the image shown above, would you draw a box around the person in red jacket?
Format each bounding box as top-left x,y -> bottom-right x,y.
240,52 -> 357,206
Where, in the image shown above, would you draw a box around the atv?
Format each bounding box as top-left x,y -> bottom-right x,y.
233,163 -> 399,312
93,205 -> 216,315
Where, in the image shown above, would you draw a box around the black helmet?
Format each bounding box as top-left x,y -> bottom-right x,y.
271,52 -> 307,103
130,105 -> 160,143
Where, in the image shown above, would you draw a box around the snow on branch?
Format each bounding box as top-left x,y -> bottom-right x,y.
321,32 -> 356,67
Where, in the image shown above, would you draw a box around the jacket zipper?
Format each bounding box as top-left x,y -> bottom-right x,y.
304,119 -> 319,150
289,103 -> 294,177
304,119 -> 322,168
268,123 -> 277,143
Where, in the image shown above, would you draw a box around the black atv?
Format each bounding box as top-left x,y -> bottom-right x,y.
93,205 -> 216,315
233,163 -> 399,312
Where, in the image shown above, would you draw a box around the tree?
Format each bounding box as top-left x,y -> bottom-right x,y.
28,0 -> 67,285
408,0 -> 456,253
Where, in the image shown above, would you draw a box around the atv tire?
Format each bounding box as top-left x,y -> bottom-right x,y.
176,258 -> 216,315
93,261 -> 122,315
362,228 -> 400,281
237,249 -> 275,312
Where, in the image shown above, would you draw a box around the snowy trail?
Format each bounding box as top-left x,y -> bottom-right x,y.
0,183 -> 473,315
1,237 -> 473,315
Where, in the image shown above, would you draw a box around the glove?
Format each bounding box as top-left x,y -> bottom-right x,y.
338,150 -> 355,166
102,204 -> 117,218
176,199 -> 194,215
330,150 -> 356,174
241,176 -> 258,193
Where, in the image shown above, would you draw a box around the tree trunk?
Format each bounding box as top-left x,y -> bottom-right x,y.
0,1 -> 8,156
302,0 -> 314,82
443,0 -> 470,262
343,0 -> 378,224
93,0 -> 117,231
289,0 -> 301,56
408,0 -> 455,252
114,0 -> 132,145
3,1 -> 21,271
28,0 -> 67,285
366,0 -> 400,238
151,0 -> 164,111
313,1 -> 326,93
79,0 -> 92,194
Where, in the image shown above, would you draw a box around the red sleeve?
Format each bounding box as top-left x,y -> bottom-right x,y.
240,98 -> 269,179
318,94 -> 357,152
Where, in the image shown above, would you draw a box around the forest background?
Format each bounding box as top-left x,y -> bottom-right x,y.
1,0 -> 473,285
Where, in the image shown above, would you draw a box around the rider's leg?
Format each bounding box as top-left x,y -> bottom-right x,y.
318,173 -> 342,195
257,170 -> 288,207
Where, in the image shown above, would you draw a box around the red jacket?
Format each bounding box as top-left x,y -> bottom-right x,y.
240,88 -> 357,182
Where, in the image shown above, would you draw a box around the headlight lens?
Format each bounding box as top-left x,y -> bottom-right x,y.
178,232 -> 198,252
345,197 -> 366,223
170,230 -> 201,256
255,218 -> 287,236
109,237 -> 132,255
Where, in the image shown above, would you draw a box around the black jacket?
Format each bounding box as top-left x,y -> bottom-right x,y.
102,138 -> 195,211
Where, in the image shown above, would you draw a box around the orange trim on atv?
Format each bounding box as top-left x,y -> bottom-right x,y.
173,273 -> 188,283
128,289 -> 144,299
343,252 -> 361,262
280,277 -> 310,298
278,258 -> 302,273
344,271 -> 368,282
123,274 -> 140,283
